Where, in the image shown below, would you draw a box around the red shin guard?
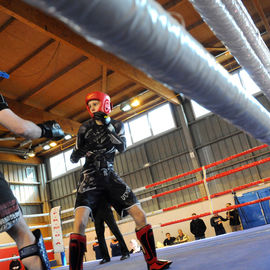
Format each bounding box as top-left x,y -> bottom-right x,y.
69,233 -> 86,270
136,224 -> 156,265
136,224 -> 172,269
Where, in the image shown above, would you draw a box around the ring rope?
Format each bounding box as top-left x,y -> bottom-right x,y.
133,144 -> 268,192
141,157 -> 270,201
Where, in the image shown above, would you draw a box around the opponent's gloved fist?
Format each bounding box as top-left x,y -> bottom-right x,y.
0,94 -> 9,111
37,120 -> 64,141
93,111 -> 111,125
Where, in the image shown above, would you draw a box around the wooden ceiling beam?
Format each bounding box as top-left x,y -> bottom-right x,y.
0,16 -> 14,32
0,38 -> 55,83
45,70 -> 114,112
17,55 -> 88,102
2,97 -> 81,135
252,0 -> 270,37
0,0 -> 179,105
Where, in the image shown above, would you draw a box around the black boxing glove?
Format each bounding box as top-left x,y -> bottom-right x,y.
93,111 -> 111,125
37,120 -> 64,141
0,94 -> 9,111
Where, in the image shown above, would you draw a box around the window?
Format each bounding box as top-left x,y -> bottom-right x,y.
148,103 -> 175,135
64,149 -> 79,171
49,149 -> 84,179
239,69 -> 261,95
129,115 -> 152,143
191,100 -> 210,119
49,153 -> 66,178
124,103 -> 176,146
124,123 -> 132,147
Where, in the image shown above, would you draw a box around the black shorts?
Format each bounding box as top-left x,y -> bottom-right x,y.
0,172 -> 20,232
75,168 -> 139,217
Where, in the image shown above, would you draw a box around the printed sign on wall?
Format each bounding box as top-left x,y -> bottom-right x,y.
50,206 -> 64,253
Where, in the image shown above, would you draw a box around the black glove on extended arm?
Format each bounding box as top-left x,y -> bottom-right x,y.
0,94 -> 9,111
37,120 -> 64,141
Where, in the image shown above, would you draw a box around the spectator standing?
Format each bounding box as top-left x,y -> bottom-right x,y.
190,213 -> 207,240
226,203 -> 242,232
210,213 -> 227,236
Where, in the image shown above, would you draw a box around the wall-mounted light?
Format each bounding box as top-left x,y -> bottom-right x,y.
64,134 -> 72,140
131,98 -> 140,107
120,102 -> 132,112
43,144 -> 51,150
27,151 -> 36,158
49,141 -> 57,147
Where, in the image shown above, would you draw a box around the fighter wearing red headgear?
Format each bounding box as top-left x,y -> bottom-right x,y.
69,91 -> 172,270
85,91 -> 112,117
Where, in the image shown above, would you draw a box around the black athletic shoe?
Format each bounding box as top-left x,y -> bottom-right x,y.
120,254 -> 130,261
99,257 -> 110,264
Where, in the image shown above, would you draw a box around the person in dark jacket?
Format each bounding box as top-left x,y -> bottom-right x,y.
226,203 -> 242,232
210,213 -> 227,236
92,199 -> 130,264
190,213 -> 207,240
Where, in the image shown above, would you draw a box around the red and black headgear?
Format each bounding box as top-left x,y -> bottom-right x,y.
85,91 -> 112,118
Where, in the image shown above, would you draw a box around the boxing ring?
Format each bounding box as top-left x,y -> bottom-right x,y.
55,225 -> 270,270
1,143 -> 270,269
1,0 -> 270,268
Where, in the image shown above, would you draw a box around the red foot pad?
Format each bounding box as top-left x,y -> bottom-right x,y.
149,260 -> 172,270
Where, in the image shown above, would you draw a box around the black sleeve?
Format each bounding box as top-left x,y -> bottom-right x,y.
220,215 -> 227,222
70,124 -> 89,163
107,120 -> 126,153
201,220 -> 206,232
210,217 -> 215,227
190,221 -> 195,234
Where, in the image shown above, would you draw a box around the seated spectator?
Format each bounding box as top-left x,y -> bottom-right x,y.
226,203 -> 242,232
190,213 -> 207,240
92,237 -> 102,260
129,239 -> 141,253
175,229 -> 189,243
163,233 -> 176,246
110,238 -> 122,257
210,213 -> 227,236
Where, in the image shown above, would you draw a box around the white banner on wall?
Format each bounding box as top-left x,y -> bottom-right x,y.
50,206 -> 65,253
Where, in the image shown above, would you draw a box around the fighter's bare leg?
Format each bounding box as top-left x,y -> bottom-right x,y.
7,214 -> 42,270
73,207 -> 91,234
127,204 -> 147,230
69,207 -> 90,270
